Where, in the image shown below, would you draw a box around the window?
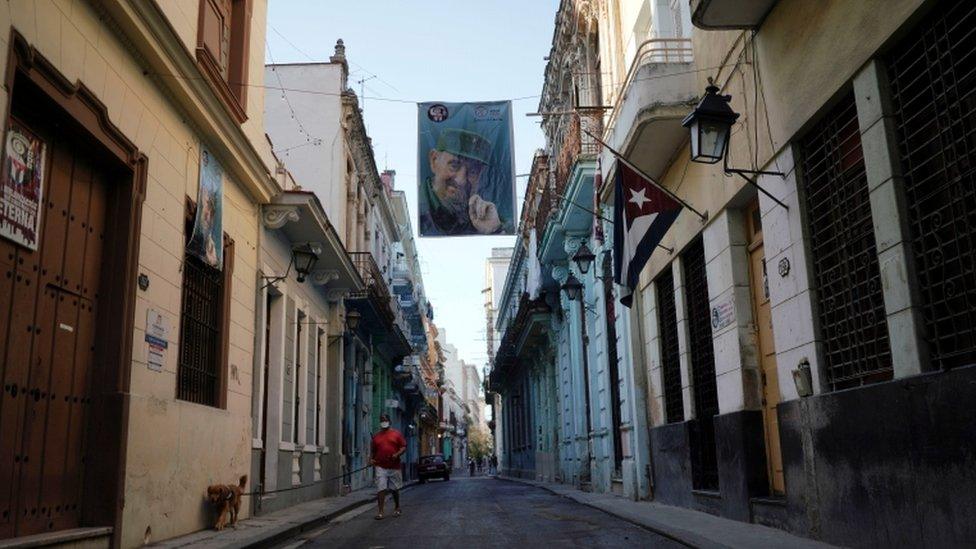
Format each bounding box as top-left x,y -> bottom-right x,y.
887,0 -> 976,369
656,267 -> 684,423
196,0 -> 251,123
799,93 -> 892,390
684,237 -> 719,491
177,199 -> 234,407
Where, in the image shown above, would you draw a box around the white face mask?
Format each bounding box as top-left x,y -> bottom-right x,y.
380,421 -> 390,429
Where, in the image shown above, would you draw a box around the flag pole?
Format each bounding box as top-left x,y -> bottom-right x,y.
583,129 -> 708,222
553,193 -> 674,254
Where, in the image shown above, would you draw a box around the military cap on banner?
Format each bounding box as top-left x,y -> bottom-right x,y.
435,128 -> 492,165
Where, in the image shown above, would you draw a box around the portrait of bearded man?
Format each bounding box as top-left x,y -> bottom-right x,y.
419,128 -> 504,236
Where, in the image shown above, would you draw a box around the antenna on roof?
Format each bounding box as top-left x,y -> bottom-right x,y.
356,75 -> 377,112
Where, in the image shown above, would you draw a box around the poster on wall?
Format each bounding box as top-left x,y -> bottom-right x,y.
0,119 -> 46,250
186,147 -> 223,269
417,101 -> 515,237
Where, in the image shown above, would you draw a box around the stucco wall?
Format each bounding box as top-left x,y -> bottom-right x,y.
0,1 -> 276,546
262,64 -> 347,242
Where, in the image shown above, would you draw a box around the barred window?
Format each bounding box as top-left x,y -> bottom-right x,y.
177,199 -> 234,407
683,237 -> 719,491
799,93 -> 892,390
656,267 -> 684,423
887,0 -> 976,369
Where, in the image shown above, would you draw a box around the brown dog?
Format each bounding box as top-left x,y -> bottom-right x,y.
207,475 -> 247,530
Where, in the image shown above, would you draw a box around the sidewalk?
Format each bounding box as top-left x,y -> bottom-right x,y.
152,482 -> 414,548
497,476 -> 837,549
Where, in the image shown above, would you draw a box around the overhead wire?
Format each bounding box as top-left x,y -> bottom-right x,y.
265,40 -> 317,145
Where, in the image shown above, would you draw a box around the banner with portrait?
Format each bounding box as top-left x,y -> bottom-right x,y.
186,147 -> 223,269
417,101 -> 515,237
0,120 -> 46,250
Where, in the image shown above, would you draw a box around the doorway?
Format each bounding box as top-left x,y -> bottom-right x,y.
0,115 -> 109,536
746,201 -> 784,495
0,33 -> 145,542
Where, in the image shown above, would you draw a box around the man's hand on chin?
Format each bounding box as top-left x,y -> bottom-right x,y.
469,195 -> 502,234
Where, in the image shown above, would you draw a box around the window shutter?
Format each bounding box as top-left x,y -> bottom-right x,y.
200,0 -> 231,78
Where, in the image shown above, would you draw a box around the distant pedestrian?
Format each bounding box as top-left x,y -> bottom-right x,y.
490,454 -> 498,475
370,414 -> 406,520
476,457 -> 483,473
468,457 -> 476,477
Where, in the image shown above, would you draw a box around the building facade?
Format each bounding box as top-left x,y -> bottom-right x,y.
0,0 -> 283,546
263,43 -> 413,499
493,0 -> 976,546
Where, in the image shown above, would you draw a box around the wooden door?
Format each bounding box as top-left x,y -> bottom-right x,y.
0,120 -> 108,538
746,202 -> 785,495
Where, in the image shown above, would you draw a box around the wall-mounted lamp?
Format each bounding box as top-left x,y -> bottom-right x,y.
572,243 -> 596,275
261,242 -> 322,289
683,79 -> 788,211
346,310 -> 362,331
561,274 -> 583,301
292,243 -> 320,283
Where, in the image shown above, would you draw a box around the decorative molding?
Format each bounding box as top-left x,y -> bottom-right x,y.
563,235 -> 587,257
326,288 -> 350,301
311,270 -> 339,285
263,205 -> 300,229
551,264 -> 570,285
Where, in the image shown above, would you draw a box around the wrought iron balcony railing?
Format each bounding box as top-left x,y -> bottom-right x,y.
348,251 -> 394,323
604,37 -> 694,138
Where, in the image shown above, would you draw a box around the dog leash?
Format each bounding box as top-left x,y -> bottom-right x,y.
241,464 -> 375,497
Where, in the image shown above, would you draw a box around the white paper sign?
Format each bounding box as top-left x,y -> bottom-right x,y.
146,308 -> 170,372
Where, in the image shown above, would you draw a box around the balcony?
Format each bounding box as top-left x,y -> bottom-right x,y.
602,38 -> 697,182
347,252 -> 409,356
490,293 -> 550,390
349,251 -> 393,320
555,111 -> 603,200
691,0 -> 779,30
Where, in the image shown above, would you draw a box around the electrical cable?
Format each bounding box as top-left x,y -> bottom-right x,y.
265,40 -> 316,144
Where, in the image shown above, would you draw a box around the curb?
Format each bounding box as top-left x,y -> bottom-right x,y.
237,480 -> 419,549
494,476 -> 703,549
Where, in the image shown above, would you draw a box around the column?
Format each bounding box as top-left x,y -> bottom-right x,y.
853,59 -> 929,377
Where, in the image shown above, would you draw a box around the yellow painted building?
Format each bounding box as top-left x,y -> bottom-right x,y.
0,1 -> 281,546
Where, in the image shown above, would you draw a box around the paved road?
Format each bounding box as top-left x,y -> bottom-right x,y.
293,476 -> 685,548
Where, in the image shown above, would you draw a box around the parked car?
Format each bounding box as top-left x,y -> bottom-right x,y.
417,454 -> 450,482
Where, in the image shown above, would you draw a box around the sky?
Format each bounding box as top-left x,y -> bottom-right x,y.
267,0 -> 559,369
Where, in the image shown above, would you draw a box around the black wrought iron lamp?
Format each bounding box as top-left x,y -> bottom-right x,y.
261,242 -> 322,289
683,80 -> 788,210
572,243 -> 596,275
561,273 -> 583,301
292,242 -> 320,283
345,310 -> 362,331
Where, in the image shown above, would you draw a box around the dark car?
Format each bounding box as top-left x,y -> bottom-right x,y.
418,454 -> 450,483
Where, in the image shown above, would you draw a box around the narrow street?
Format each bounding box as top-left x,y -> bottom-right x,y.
289,478 -> 683,549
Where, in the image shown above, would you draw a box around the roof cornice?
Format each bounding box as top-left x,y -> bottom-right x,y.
95,0 -> 280,203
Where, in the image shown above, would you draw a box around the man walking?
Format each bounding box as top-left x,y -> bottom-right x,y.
370,414 -> 406,520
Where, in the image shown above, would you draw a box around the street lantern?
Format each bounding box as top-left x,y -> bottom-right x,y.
682,81 -> 739,165
572,243 -> 596,275
561,273 -> 583,301
681,80 -> 790,211
292,243 -> 320,283
345,310 -> 361,331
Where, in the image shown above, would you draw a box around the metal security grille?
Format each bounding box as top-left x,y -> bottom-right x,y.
683,238 -> 719,491
887,0 -> 976,369
656,268 -> 684,423
177,254 -> 222,406
799,93 -> 892,390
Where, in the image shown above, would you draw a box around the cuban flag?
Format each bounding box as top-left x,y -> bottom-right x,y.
613,160 -> 682,307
